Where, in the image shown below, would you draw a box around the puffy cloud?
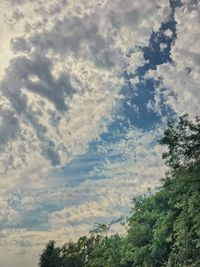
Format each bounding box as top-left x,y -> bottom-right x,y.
0,197 -> 20,228
147,1 -> 200,118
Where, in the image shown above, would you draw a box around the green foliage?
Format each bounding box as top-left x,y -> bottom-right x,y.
58,224 -> 126,267
39,114 -> 200,267
125,162 -> 200,267
159,114 -> 200,169
39,240 -> 61,267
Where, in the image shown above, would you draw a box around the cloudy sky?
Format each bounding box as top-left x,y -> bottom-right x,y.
0,0 -> 200,266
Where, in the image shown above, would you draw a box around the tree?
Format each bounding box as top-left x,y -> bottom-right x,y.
39,240 -> 61,267
159,114 -> 200,169
61,239 -> 84,267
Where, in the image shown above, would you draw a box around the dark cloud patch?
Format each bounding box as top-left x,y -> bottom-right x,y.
2,52 -> 75,113
48,4 -> 63,16
11,37 -> 31,53
12,9 -> 25,22
22,53 -> 74,112
27,15 -> 122,68
0,110 -> 19,147
123,9 -> 140,26
32,0 -> 68,18
23,111 -> 61,165
0,50 -> 76,165
9,0 -> 33,5
43,147 -> 60,166
30,16 -> 98,55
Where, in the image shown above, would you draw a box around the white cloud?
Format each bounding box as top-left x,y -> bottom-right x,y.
126,50 -> 148,75
147,1 -> 200,118
160,42 -> 168,51
164,28 -> 173,38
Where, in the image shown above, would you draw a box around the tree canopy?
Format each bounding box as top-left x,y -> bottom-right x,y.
159,114 -> 200,169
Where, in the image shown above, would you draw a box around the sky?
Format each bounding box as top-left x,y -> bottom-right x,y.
0,0 -> 200,266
